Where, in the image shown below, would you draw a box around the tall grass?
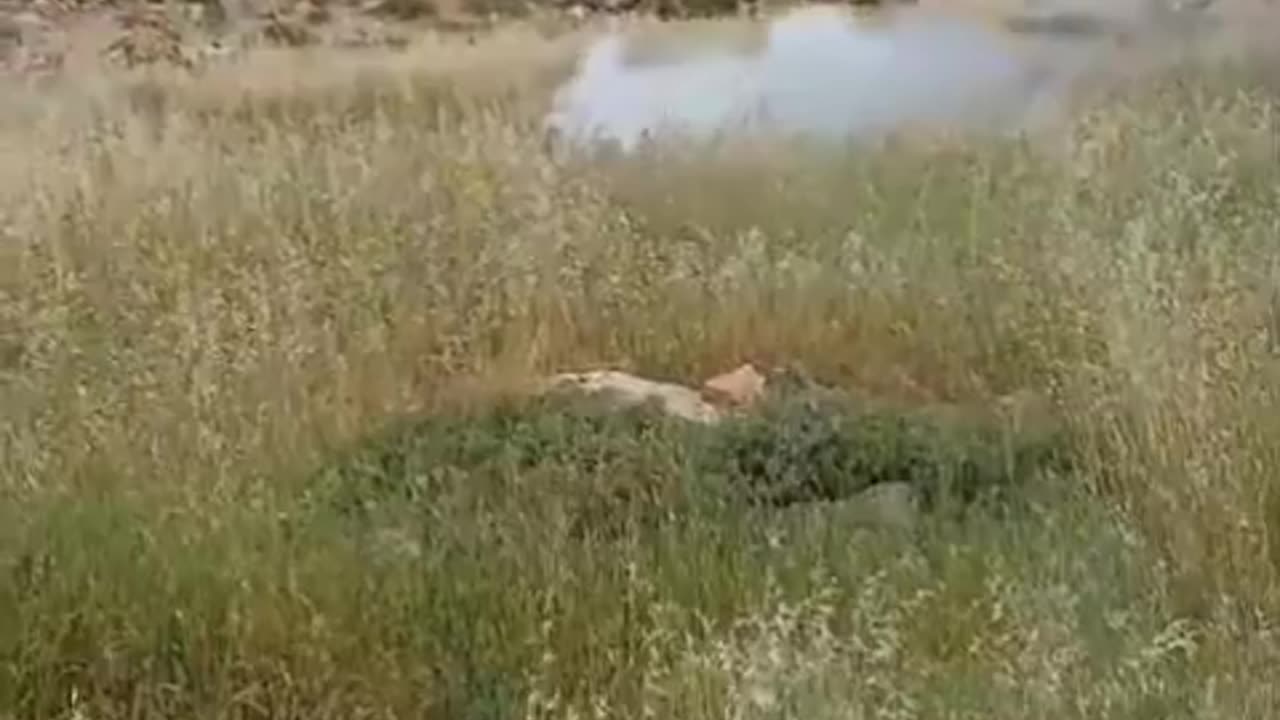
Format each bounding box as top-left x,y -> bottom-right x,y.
1,27 -> 1279,719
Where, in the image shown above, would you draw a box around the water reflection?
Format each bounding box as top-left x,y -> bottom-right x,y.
546,5 -> 1102,151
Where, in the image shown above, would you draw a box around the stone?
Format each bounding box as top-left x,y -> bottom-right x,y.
363,0 -> 438,20
103,7 -> 192,69
544,370 -> 723,424
778,481 -> 921,535
802,481 -> 921,532
847,481 -> 920,531
701,363 -> 766,410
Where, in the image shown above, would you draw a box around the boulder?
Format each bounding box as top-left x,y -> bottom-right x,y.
846,480 -> 920,531
782,481 -> 921,533
545,369 -> 723,424
543,363 -> 770,424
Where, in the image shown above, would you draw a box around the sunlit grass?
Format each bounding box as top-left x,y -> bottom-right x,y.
1,26 -> 1279,719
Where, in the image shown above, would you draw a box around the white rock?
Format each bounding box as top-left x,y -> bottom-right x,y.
546,370 -> 723,424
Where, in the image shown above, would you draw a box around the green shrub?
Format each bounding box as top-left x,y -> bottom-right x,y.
312,385 -> 1076,542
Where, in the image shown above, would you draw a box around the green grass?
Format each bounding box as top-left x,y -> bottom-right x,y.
2,29 -> 1280,719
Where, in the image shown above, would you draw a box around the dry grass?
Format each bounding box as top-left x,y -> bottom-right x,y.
2,22 -> 1280,720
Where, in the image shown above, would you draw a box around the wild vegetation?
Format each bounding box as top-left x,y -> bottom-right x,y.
1,19 -> 1280,720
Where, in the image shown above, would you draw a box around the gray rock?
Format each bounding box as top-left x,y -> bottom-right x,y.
838,481 -> 921,531
783,481 -> 921,534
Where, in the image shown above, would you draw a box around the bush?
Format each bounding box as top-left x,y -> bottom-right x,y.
312,385 -> 1076,543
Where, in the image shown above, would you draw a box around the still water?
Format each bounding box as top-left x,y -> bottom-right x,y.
545,4 -> 1124,151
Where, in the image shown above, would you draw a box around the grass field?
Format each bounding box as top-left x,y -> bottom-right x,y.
2,23 -> 1280,719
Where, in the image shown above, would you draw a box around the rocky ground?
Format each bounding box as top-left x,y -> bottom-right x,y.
0,0 -> 1266,80
0,0 -> 525,78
